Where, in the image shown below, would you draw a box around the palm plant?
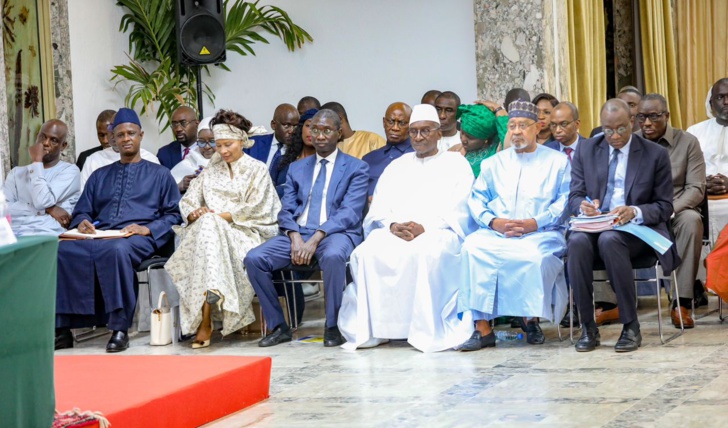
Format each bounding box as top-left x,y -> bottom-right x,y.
111,0 -> 312,131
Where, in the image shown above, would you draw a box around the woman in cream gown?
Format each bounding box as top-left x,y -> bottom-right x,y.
167,109 -> 281,348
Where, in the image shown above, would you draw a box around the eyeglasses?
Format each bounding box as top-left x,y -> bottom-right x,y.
385,119 -> 408,128
603,127 -> 631,137
310,128 -> 338,137
507,121 -> 539,132
548,120 -> 575,130
171,120 -> 195,129
408,127 -> 440,138
635,112 -> 667,123
196,139 -> 216,148
275,122 -> 297,130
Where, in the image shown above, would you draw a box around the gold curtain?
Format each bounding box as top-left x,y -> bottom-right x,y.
565,0 -> 606,134
675,0 -> 728,127
639,0 -> 682,129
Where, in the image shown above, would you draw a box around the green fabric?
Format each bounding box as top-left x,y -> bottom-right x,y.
464,147 -> 493,177
0,236 -> 58,428
457,104 -> 497,140
460,114 -> 510,178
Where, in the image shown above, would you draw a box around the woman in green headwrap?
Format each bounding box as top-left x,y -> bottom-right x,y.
449,101 -> 509,177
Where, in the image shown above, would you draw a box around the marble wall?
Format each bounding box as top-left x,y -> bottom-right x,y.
0,30 -> 9,178
50,0 -> 75,164
0,0 -> 74,176
473,0 -> 569,103
613,0 -> 636,91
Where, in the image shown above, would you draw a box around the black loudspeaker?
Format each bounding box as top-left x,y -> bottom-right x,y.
175,0 -> 226,66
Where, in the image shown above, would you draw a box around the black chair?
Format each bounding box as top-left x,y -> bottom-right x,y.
569,251 -> 685,345
136,237 -> 177,308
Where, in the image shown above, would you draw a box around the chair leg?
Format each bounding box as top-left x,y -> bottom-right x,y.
556,306 -> 563,342
658,272 -> 684,345
146,266 -> 155,308
569,287 -> 575,344
720,298 -> 726,323
284,270 -> 298,331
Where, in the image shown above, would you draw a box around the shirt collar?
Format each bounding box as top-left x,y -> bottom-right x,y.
560,135 -> 580,152
316,148 -> 339,164
384,138 -> 412,153
609,135 -> 632,155
656,125 -> 675,147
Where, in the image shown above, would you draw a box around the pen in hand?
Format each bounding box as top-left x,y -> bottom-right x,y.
582,196 -> 601,215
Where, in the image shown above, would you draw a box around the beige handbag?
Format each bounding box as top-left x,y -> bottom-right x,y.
150,291 -> 173,346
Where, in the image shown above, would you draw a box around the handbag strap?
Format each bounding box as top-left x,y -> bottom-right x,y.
157,291 -> 170,310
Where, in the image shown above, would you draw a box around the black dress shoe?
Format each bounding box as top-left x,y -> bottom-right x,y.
55,328 -> 74,350
560,305 -> 580,328
259,325 -> 292,347
519,319 -> 545,345
106,330 -> 129,353
614,328 -> 642,353
323,326 -> 344,347
457,331 -> 496,352
575,325 -> 600,352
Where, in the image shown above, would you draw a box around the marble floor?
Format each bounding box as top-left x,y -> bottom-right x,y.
59,297 -> 728,427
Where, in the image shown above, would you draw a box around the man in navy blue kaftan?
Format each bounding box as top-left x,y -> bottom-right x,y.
54,108 -> 182,352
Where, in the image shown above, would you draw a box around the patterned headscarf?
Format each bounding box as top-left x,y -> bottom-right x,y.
212,124 -> 253,149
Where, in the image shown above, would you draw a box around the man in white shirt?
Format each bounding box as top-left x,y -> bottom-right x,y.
687,77 -> 728,239
4,120 -> 80,236
435,91 -> 461,151
339,104 -> 475,352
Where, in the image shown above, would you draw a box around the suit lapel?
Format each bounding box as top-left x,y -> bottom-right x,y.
327,154 -> 348,210
300,156 -> 317,203
624,137 -> 643,202
595,138 -> 609,201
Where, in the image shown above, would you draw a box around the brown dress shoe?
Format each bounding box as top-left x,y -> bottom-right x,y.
671,306 -> 694,329
596,307 -> 620,326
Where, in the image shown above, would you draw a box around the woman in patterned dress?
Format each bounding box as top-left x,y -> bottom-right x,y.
166,109 -> 281,348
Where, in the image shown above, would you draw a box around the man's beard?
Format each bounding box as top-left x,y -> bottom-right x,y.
512,138 -> 528,150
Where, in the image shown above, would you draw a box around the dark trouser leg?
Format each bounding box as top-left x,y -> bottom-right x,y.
568,232 -> 598,324
597,231 -> 652,325
244,236 -> 294,331
314,233 -> 355,329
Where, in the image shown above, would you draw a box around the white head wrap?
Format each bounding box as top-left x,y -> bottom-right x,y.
212,123 -> 253,149
706,87 -> 715,119
197,116 -> 214,134
409,104 -> 440,125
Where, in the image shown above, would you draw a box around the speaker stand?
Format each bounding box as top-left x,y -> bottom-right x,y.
195,66 -> 204,118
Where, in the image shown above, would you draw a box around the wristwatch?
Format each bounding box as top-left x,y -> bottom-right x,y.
494,106 -> 504,115
488,218 -> 495,229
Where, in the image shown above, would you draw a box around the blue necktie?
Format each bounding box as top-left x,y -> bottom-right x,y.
305,159 -> 328,229
602,148 -> 620,211
269,144 -> 282,173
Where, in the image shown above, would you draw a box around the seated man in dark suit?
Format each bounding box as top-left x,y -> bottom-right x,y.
244,109 -> 369,348
245,103 -> 299,167
157,106 -> 199,170
544,102 -> 583,162
568,98 -> 679,353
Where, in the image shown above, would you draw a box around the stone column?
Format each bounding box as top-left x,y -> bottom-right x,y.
0,30 -> 9,178
51,0 -> 76,164
473,0 -> 569,103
